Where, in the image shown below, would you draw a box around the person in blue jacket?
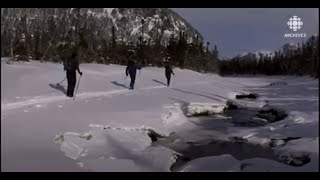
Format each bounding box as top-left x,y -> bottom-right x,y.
126,59 -> 141,90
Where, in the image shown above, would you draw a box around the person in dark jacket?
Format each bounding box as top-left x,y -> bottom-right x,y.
126,60 -> 141,90
164,61 -> 175,87
65,50 -> 83,97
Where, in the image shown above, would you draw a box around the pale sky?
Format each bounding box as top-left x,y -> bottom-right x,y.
172,8 -> 319,58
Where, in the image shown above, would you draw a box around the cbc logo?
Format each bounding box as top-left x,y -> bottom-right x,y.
287,16 -> 303,31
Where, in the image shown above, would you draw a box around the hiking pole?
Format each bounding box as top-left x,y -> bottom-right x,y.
73,74 -> 82,100
58,76 -> 67,85
124,75 -> 128,87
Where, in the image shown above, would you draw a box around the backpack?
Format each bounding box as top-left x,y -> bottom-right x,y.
136,64 -> 142,70
63,58 -> 74,71
62,57 -> 68,71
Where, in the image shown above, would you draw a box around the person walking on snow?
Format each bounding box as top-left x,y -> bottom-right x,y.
64,50 -> 83,97
164,61 -> 175,87
126,59 -> 141,90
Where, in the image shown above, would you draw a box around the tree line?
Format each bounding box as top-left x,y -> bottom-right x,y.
218,36 -> 319,78
1,8 -> 219,73
2,8 -> 317,78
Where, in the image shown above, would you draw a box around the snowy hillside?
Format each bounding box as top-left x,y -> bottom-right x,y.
1,58 -> 318,172
1,8 -> 203,45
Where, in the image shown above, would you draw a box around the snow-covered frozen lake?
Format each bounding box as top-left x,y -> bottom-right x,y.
1,59 -> 318,172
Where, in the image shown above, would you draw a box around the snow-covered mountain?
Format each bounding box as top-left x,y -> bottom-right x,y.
1,8 -> 203,45
235,35 -> 319,61
282,35 -> 318,54
237,50 -> 275,60
282,43 -> 297,53
236,36 -> 317,60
